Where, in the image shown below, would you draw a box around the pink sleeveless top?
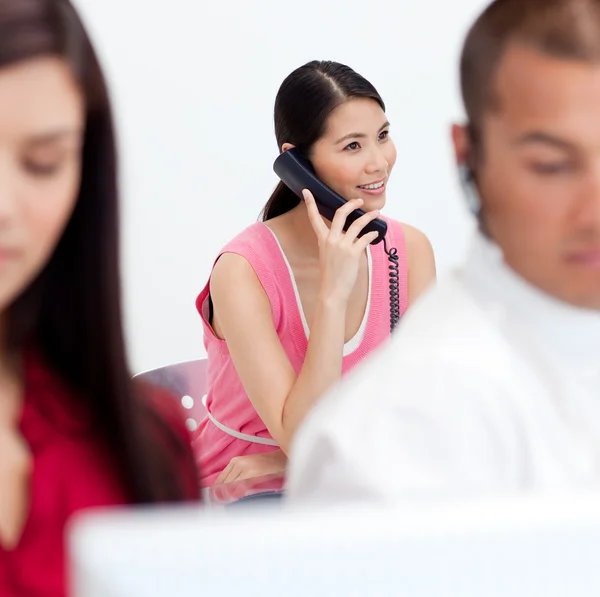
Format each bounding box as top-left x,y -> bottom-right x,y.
193,218 -> 408,486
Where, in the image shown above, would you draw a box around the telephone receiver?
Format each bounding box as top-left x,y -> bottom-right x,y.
273,148 -> 387,245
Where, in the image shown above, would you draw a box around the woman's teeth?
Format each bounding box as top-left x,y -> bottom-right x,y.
359,181 -> 384,190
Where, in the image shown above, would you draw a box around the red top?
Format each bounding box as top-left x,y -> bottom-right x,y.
0,352 -> 199,597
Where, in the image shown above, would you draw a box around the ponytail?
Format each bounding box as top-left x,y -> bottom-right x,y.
261,181 -> 301,221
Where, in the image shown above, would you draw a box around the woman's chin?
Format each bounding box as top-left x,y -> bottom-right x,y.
360,194 -> 386,213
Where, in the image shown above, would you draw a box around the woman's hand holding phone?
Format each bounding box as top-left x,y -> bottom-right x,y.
303,188 -> 380,304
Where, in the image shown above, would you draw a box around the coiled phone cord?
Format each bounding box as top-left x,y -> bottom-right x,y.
382,236 -> 400,333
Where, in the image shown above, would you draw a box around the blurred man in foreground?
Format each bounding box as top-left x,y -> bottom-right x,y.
287,0 -> 600,503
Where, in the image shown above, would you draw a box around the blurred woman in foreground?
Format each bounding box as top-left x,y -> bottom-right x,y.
0,1 -> 200,595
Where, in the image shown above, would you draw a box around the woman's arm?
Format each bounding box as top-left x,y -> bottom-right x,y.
210,254 -> 346,455
210,193 -> 380,455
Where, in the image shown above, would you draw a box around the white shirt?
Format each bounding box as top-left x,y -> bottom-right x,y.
286,231 -> 600,504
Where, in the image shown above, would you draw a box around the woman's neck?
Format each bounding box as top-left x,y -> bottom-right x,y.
0,317 -> 24,425
268,202 -> 329,260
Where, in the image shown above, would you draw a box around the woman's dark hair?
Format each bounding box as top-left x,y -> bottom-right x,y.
1,0 -> 198,502
262,60 -> 385,221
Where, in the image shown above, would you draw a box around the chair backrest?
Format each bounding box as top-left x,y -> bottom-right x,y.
134,358 -> 208,431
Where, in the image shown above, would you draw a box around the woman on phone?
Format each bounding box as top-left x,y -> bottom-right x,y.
0,1 -> 199,594
194,60 -> 436,487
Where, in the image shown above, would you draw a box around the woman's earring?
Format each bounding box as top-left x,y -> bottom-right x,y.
459,163 -> 481,217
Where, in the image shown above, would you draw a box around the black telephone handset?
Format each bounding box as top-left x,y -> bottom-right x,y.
273,148 -> 388,245
272,148 -> 401,333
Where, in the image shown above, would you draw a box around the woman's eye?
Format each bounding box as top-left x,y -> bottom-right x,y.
24,161 -> 62,177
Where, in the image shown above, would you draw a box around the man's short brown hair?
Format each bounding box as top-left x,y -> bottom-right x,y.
461,0 -> 600,142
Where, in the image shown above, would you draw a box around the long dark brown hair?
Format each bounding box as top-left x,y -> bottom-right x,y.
262,60 -> 385,221
1,0 -> 198,502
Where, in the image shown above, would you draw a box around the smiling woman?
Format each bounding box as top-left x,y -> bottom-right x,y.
192,60 -> 437,487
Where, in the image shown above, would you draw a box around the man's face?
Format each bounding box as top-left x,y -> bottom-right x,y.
454,44 -> 600,310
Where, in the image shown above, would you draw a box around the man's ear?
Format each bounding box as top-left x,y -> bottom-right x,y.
451,123 -> 471,167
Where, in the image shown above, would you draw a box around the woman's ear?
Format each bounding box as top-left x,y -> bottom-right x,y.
281,142 -> 295,153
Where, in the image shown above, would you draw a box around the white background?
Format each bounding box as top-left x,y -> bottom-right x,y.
72,0 -> 487,372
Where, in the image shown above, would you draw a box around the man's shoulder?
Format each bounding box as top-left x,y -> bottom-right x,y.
394,274 -> 503,358
309,274 -> 517,427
